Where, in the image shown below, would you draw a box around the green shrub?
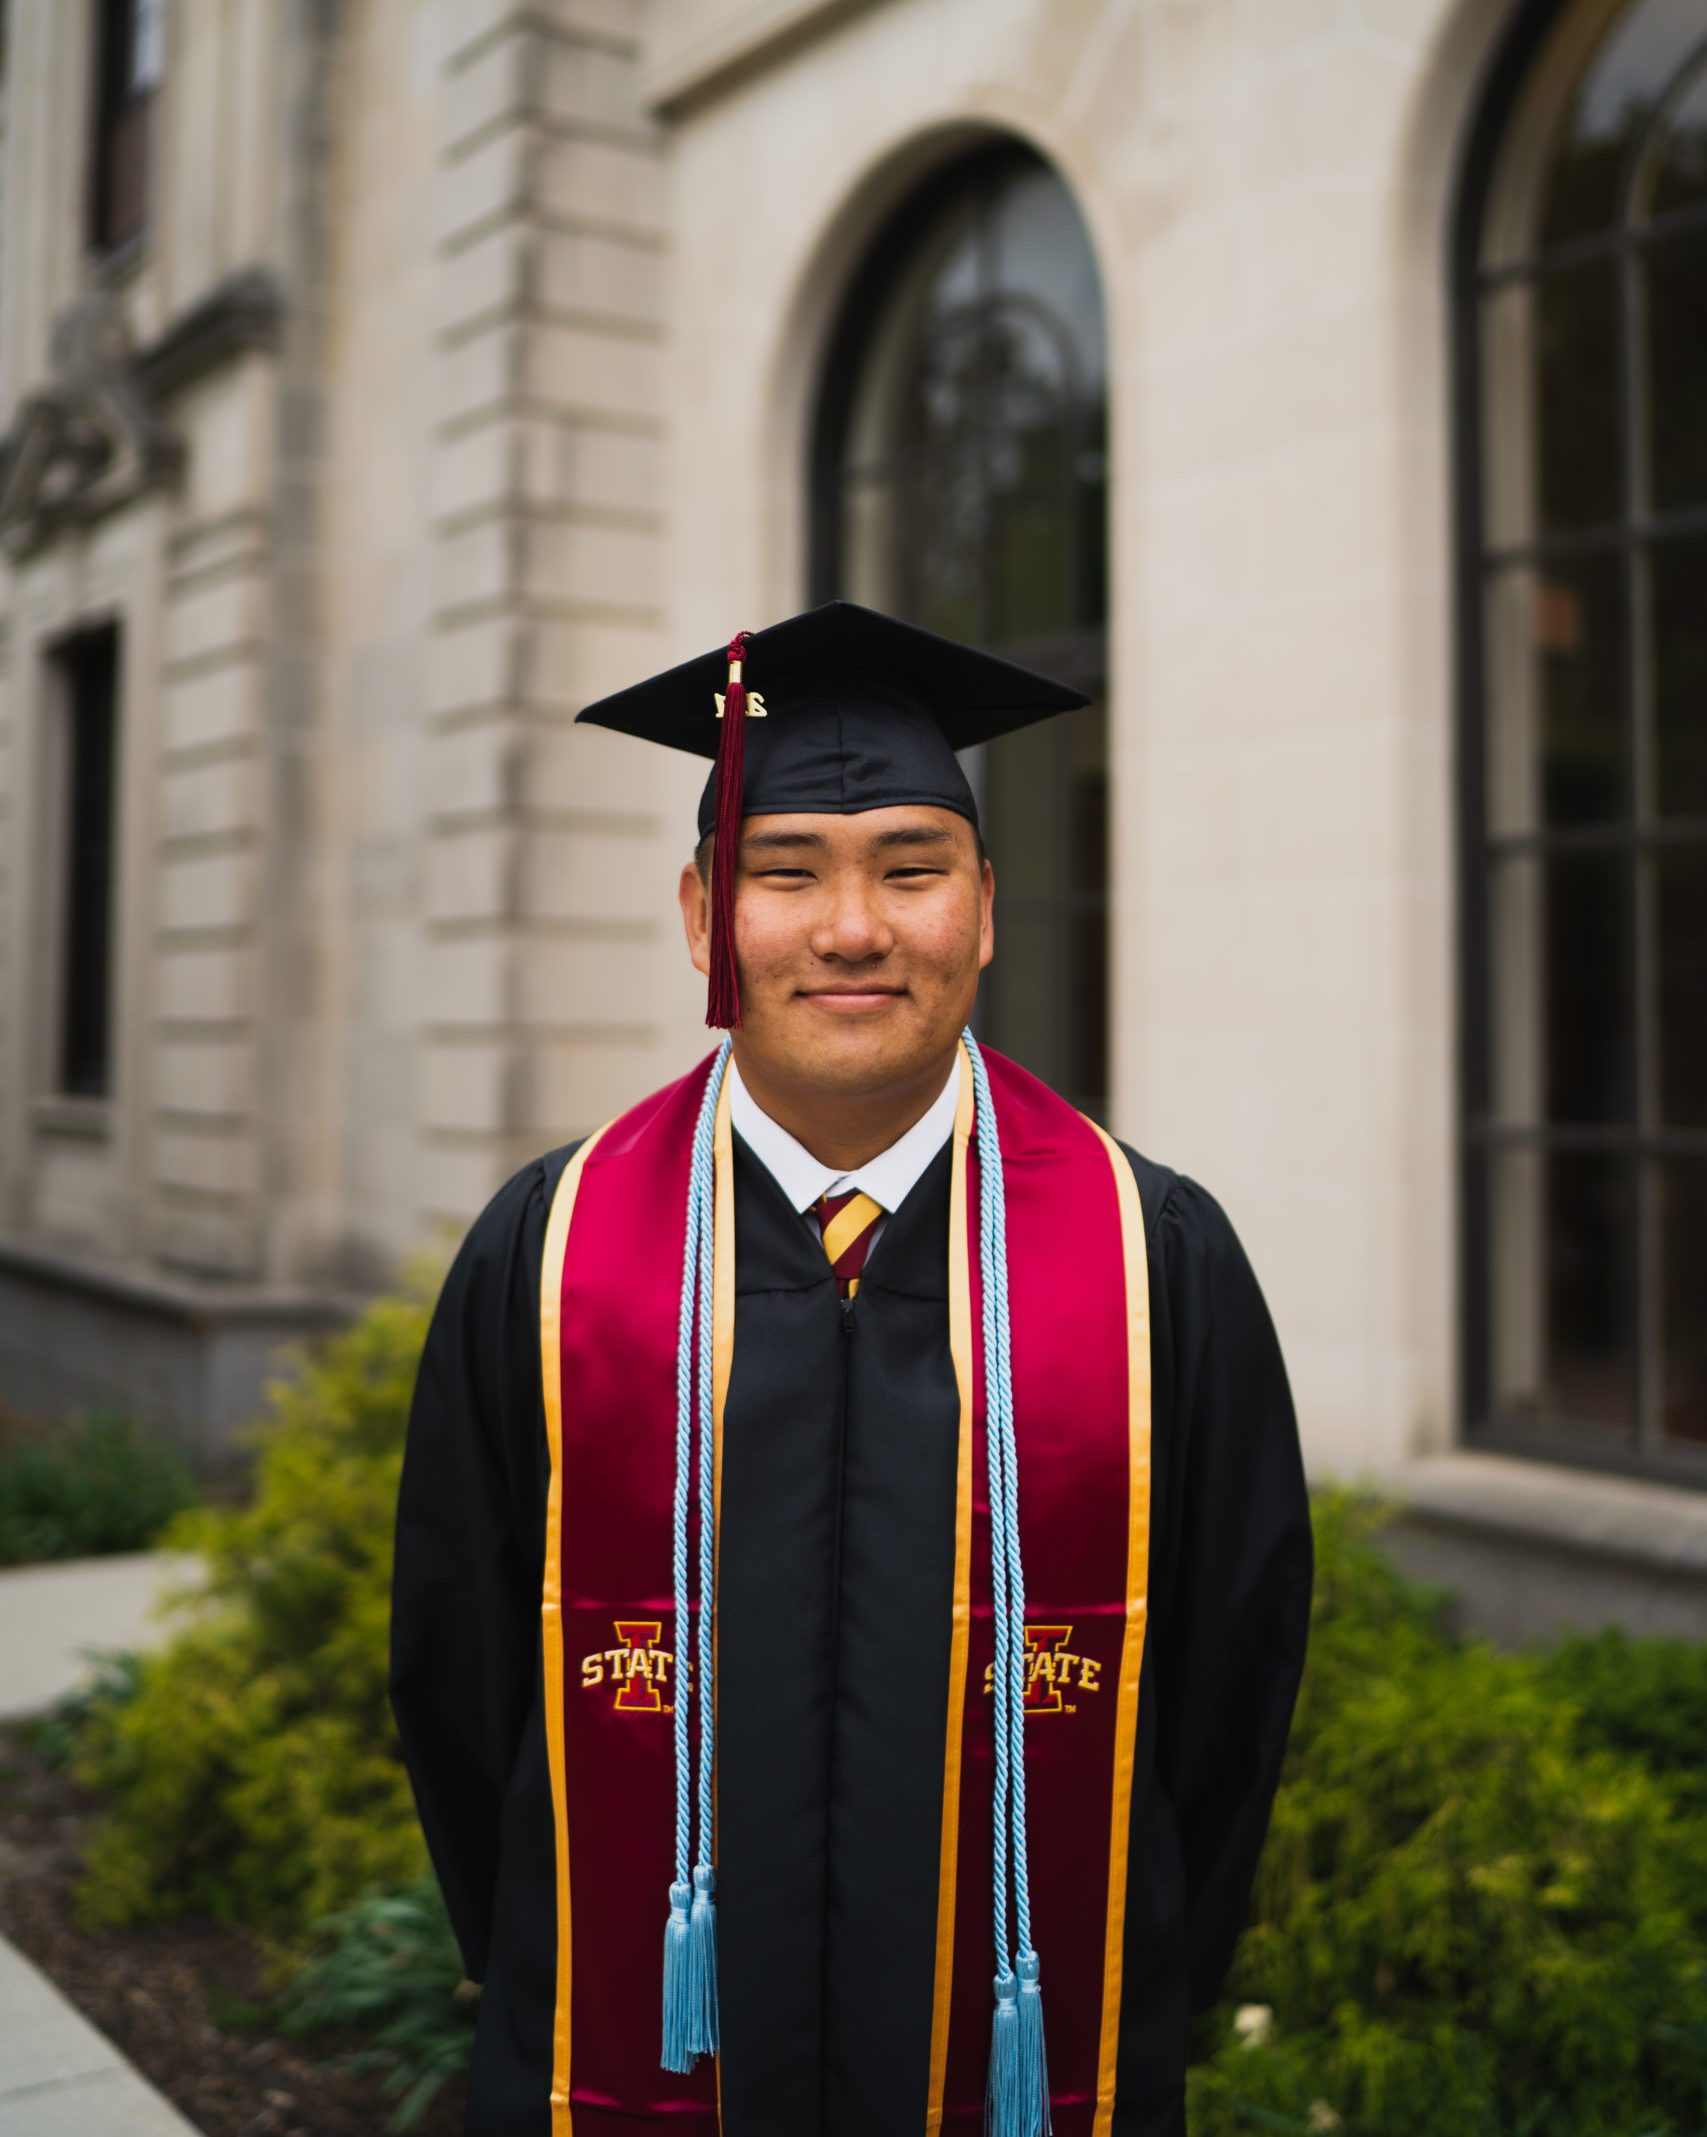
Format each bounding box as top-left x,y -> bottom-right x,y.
1188,1496 -> 1707,2137
283,1874 -> 477,2131
73,1288 -> 434,1935
0,1414 -> 196,1564
1540,1627 -> 1707,1813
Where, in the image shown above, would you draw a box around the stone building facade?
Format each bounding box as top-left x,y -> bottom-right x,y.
0,0 -> 1702,1626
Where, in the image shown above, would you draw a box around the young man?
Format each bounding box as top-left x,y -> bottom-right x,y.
391,603 -> 1311,2137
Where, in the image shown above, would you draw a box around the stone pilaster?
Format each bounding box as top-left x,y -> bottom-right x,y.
422,0 -> 681,1233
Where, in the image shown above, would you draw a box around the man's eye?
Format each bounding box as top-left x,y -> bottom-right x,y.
887,866 -> 943,880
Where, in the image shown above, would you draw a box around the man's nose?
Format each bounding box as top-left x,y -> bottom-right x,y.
813,880 -> 891,961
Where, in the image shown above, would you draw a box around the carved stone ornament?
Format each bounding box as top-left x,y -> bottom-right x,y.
0,292 -> 182,558
0,266 -> 285,560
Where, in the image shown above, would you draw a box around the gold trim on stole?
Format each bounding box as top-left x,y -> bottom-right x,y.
1086,1123 -> 1152,2137
926,1042 -> 978,2134
539,1123 -> 615,2136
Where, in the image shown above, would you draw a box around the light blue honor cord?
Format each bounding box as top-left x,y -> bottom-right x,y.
662,1033 -> 1045,2125
966,1031 -> 1050,2137
661,1037 -> 731,2074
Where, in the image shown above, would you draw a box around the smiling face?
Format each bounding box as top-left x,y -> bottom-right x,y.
679,805 -> 994,1107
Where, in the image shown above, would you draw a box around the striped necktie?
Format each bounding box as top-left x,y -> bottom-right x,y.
814,1189 -> 884,1298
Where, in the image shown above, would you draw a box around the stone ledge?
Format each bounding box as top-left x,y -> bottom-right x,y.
0,1239 -> 360,1468
0,1231 -> 354,1333
1383,1450 -> 1707,1578
28,1097 -> 109,1144
642,0 -> 886,114
1376,1451 -> 1707,1644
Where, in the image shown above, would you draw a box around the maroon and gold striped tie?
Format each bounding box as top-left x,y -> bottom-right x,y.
814,1189 -> 883,1298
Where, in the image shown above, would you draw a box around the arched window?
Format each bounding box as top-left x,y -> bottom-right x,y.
813,144 -> 1109,1115
1459,0 -> 1707,1473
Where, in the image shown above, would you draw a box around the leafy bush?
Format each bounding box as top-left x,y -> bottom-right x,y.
1188,1496 -> 1707,2137
1540,1627 -> 1707,1814
0,1414 -> 196,1564
73,1289 -> 434,1934
283,1875 -> 477,2131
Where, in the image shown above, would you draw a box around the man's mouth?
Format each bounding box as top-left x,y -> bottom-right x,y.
797,986 -> 907,1012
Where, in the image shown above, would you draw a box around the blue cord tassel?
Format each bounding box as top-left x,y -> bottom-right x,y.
968,1032 -> 1051,2137
660,1879 -> 695,2073
686,1862 -> 719,2057
660,1041 -> 730,2079
1016,1950 -> 1050,2135
986,1970 -> 1022,2137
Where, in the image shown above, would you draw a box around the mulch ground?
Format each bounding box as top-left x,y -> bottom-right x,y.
0,1724 -> 467,2137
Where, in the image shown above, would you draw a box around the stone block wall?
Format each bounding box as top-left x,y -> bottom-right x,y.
154,377 -> 275,1275
408,0 -> 700,1245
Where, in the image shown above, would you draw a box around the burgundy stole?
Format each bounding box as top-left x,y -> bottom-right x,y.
539,1045 -> 1151,2136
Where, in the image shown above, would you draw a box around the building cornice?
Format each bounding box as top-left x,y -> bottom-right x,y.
642,0 -> 891,117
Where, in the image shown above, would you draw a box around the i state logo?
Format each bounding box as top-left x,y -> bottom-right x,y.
982,1624 -> 1102,1714
581,1619 -> 1100,1717
579,1621 -> 689,1714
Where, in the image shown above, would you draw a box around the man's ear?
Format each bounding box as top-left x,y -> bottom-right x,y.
680,857 -> 712,979
978,855 -> 995,973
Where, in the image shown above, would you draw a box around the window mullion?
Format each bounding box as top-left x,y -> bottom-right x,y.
1623,197 -> 1662,1453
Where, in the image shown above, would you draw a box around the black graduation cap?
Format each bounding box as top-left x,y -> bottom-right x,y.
574,601 -> 1090,1028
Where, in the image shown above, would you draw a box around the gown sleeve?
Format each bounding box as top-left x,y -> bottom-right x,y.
389,1150 -> 569,1981
1116,1163 -> 1313,2130
1151,1176 -> 1311,2006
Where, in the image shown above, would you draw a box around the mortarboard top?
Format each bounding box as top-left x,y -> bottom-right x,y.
575,601 -> 1090,834
574,600 -> 1090,1028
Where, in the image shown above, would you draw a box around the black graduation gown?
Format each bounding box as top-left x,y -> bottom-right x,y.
390,1129 -> 1311,2137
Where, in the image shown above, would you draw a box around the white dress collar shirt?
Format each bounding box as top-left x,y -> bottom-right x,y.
727,1058 -> 961,1253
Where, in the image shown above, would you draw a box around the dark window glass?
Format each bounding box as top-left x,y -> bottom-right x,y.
815,147 -> 1109,1113
1657,848 -> 1707,1126
1660,1156 -> 1707,1442
1464,0 -> 1707,1475
1534,0 -> 1707,248
977,702 -> 1108,1110
1489,853 -> 1635,1125
1540,1151 -> 1637,1434
1539,131 -> 1632,247
56,628 -> 120,1099
1653,534 -> 1707,815
1645,228 -> 1707,510
1650,57 -> 1707,212
1485,558 -> 1628,830
1488,1146 -> 1636,1435
1546,853 -> 1636,1122
1535,260 -> 1623,532
90,0 -> 162,252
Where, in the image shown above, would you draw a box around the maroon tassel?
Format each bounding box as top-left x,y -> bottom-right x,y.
706,631 -> 752,1030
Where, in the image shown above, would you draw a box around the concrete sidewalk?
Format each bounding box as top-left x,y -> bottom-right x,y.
0,1935 -> 200,2134
0,1551 -> 193,1721
0,1552 -> 206,2130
